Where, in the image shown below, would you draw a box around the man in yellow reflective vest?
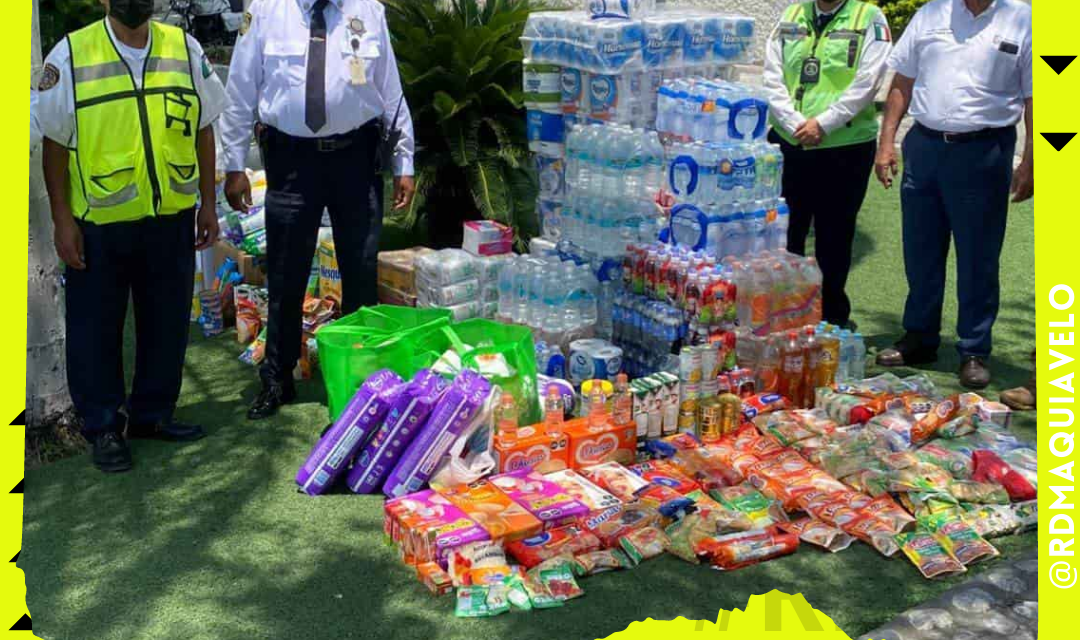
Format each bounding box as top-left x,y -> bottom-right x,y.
761,0 -> 891,329
38,0 -> 227,472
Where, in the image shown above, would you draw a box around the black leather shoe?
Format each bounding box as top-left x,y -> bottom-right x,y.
959,356 -> 991,390
128,421 -> 206,442
91,431 -> 132,473
876,336 -> 938,368
247,381 -> 297,420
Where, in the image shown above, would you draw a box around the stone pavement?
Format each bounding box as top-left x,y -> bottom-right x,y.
856,551 -> 1038,640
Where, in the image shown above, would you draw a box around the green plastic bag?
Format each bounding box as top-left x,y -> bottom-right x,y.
316,305 -> 452,420
409,320 -> 541,425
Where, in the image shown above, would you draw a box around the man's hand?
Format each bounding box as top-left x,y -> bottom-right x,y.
1011,157 -> 1033,203
225,171 -> 252,213
794,118 -> 824,148
54,215 -> 85,270
393,175 -> 416,210
875,144 -> 899,189
195,204 -> 220,250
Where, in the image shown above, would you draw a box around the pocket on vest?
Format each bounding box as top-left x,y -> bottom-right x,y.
87,153 -> 139,209
164,147 -> 199,196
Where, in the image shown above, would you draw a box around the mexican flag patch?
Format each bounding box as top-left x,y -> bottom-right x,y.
874,22 -> 892,42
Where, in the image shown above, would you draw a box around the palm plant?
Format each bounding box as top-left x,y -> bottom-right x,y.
385,0 -> 538,247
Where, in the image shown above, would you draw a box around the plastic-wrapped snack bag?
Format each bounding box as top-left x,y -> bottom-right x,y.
778,518 -> 854,553
505,525 -> 602,569
455,585 -> 509,617
915,443 -> 975,478
447,540 -> 513,587
961,504 -> 1022,538
544,469 -> 622,512
923,513 -> 999,566
581,462 -> 651,502
947,480 -> 1010,505
580,502 -> 661,548
972,450 -> 1038,501
572,549 -> 633,576
696,526 -> 800,571
520,569 -> 563,609
858,495 -> 916,534
895,530 -> 967,579
619,526 -> 669,565
664,513 -> 709,564
845,515 -> 901,556
528,561 -> 583,602
629,460 -> 701,495
910,395 -> 960,443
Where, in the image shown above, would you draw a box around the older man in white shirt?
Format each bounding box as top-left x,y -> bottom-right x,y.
220,0 -> 416,419
874,0 -> 1033,390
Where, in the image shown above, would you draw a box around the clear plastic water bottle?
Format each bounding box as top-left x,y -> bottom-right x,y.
850,332 -> 867,382
497,256 -> 518,322
837,329 -> 855,383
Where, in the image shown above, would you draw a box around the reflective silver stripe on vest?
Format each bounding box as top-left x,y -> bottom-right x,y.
87,184 -> 139,208
146,58 -> 190,75
73,60 -> 131,83
169,176 -> 199,196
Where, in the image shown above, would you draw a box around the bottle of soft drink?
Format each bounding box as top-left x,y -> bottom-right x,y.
613,373 -> 632,425
816,326 -> 841,387
758,333 -> 781,393
778,331 -> 805,407
801,326 -> 821,408
496,392 -> 519,445
587,385 -> 609,429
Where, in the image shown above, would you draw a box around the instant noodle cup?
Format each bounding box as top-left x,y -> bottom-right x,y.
778,517 -> 854,553
490,468 -> 590,530
505,525 -> 602,569
619,526 -> 669,565
442,480 -> 543,542
895,530 -> 966,579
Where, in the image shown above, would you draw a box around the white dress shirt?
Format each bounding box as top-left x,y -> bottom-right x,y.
220,0 -> 415,176
763,0 -> 892,137
887,0 -> 1032,133
37,19 -> 227,147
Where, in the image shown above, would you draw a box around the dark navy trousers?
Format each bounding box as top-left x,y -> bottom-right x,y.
65,208 -> 196,436
899,123 -> 1016,358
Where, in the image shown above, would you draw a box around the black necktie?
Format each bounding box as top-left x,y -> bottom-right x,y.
305,0 -> 330,133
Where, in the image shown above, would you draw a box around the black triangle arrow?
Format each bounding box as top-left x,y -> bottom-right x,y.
9,480 -> 22,494
1042,133 -> 1077,151
9,614 -> 31,631
1042,55 -> 1077,75
10,551 -> 19,562
9,410 -> 25,426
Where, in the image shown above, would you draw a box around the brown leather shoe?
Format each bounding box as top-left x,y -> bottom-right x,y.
876,338 -> 938,368
959,356 -> 991,389
1000,377 -> 1036,411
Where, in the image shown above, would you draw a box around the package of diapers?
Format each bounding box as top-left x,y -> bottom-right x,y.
347,369 -> 450,494
295,369 -> 403,495
383,370 -> 492,498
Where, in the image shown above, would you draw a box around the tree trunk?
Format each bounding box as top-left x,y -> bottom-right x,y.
27,0 -> 72,428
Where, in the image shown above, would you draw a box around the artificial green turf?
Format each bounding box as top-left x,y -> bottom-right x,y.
20,180 -> 1036,640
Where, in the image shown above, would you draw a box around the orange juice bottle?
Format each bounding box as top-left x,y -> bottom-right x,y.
613,373 -> 632,425
801,326 -> 821,408
496,392 -> 518,445
587,385 -> 609,429
778,331 -> 805,407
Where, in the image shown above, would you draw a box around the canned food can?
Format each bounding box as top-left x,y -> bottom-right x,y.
698,343 -> 719,380
679,346 -> 702,383
697,396 -> 722,442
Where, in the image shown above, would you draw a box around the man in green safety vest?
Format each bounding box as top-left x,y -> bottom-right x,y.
761,0 -> 892,329
37,0 -> 227,473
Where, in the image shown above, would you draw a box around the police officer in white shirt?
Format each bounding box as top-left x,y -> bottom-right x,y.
220,0 -> 416,420
874,0 -> 1033,390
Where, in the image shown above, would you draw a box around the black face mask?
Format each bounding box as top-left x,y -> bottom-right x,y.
110,0 -> 155,29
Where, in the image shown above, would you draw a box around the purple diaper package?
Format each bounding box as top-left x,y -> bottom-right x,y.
346,369 -> 450,494
382,369 -> 492,498
295,369 -> 403,496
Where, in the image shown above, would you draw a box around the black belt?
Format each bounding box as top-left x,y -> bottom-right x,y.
259,120 -> 379,153
915,122 -> 1012,144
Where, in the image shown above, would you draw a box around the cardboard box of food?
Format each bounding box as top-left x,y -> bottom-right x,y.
378,246 -> 434,294
213,240 -> 266,287
377,282 -> 418,307
318,239 -> 341,305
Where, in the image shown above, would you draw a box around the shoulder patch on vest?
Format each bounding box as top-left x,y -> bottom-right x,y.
38,63 -> 60,91
874,22 -> 891,42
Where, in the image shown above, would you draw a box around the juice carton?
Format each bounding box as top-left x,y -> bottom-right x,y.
492,424 -> 570,474
564,416 -> 637,470
655,371 -> 681,436
490,468 -> 590,529
442,480 -> 544,542
544,469 -> 622,512
384,490 -> 490,568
